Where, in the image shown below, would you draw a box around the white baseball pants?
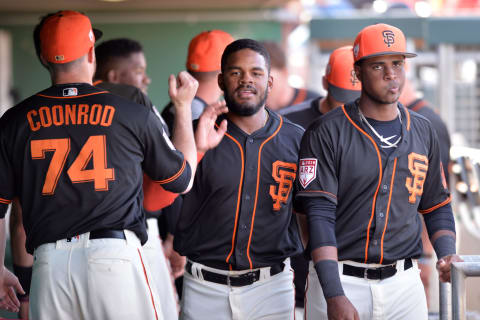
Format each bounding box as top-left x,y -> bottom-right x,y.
304,259 -> 428,320
180,259 -> 295,320
29,230 -> 163,320
143,218 -> 179,320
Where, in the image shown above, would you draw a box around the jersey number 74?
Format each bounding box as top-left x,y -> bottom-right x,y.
31,135 -> 115,195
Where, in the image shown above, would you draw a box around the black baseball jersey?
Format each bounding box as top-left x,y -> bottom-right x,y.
161,96 -> 207,135
407,99 -> 451,184
174,110 -> 303,270
279,96 -> 324,129
95,80 -> 170,218
0,83 -> 191,253
296,101 -> 451,264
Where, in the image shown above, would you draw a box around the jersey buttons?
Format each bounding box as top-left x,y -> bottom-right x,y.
382,184 -> 388,193
248,138 -> 254,143
379,212 -> 384,218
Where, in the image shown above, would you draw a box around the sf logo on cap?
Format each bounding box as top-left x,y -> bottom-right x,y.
383,30 -> 395,47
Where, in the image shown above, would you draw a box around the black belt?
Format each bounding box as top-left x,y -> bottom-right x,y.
343,258 -> 413,280
66,230 -> 126,242
186,261 -> 285,287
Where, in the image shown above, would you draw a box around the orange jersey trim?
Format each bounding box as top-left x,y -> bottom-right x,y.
223,132 -> 245,266
402,105 -> 411,131
36,91 -> 109,99
411,100 -> 427,112
137,249 -> 159,320
246,116 -> 283,269
0,198 -> 12,205
379,157 -> 397,264
418,196 -> 452,214
92,80 -> 103,86
298,190 -> 337,199
292,88 -> 308,106
342,105 -> 383,263
153,160 -> 186,185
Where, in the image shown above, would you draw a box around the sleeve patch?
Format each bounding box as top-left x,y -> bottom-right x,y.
299,158 -> 317,189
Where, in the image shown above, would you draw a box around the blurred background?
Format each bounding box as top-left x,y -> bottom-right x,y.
1,0 -> 480,318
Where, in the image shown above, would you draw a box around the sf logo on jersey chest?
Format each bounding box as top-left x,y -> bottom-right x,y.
269,161 -> 297,211
405,152 -> 428,203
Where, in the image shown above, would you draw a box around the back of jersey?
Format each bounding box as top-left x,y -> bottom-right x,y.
0,83 -> 189,253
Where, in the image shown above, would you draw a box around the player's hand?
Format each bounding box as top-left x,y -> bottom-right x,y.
168,71 -> 198,110
0,267 -> 24,313
437,254 -> 463,283
195,101 -> 228,153
326,295 -> 360,320
169,250 -> 186,279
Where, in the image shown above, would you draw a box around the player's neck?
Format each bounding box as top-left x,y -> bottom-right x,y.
51,68 -> 94,86
358,96 -> 399,121
320,96 -> 340,114
228,107 -> 268,135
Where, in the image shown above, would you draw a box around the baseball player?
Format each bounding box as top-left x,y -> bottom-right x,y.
296,23 -> 461,319
173,39 -> 303,320
95,37 -> 151,93
280,45 -> 361,128
0,10 -> 199,319
279,46 -> 361,319
94,38 -> 186,320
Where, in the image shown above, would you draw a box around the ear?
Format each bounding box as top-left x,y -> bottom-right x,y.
107,69 -> 118,83
354,64 -> 361,82
218,73 -> 225,91
87,46 -> 95,64
322,76 -> 328,91
267,74 -> 273,91
40,55 -> 48,68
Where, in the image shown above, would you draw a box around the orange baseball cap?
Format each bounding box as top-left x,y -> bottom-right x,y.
187,30 -> 234,72
325,46 -> 361,103
353,23 -> 416,63
40,10 -> 101,64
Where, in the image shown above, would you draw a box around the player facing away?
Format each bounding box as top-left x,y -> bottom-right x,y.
0,10 -> 200,319
296,23 -> 461,320
173,39 -> 303,320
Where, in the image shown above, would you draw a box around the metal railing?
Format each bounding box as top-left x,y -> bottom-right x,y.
439,255 -> 480,320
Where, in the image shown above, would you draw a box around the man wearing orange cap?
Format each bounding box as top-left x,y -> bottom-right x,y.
0,10 -> 201,319
280,46 -> 361,128
296,24 -> 461,319
162,30 -> 234,133
279,46 -> 361,319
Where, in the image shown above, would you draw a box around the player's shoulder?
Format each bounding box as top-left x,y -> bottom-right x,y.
272,110 -> 304,136
306,102 -> 347,132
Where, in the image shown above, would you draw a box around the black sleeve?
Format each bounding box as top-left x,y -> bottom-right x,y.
141,112 -> 191,194
423,202 -> 455,237
418,126 -> 451,213
304,197 -> 337,251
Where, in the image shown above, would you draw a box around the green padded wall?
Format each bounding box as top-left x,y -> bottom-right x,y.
1,20 -> 281,110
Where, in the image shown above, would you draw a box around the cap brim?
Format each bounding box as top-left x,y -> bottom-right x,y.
329,83 -> 361,104
93,28 -> 103,42
356,51 -> 417,63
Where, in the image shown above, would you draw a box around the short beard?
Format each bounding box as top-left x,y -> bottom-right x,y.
225,86 -> 268,117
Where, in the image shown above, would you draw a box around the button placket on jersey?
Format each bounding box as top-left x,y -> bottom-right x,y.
372,158 -> 395,255
234,136 -> 259,268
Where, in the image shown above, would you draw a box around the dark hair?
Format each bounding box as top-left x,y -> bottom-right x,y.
94,38 -> 144,80
221,39 -> 270,73
260,41 -> 286,69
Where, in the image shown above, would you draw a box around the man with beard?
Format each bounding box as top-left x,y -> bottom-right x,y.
296,24 -> 460,319
174,39 -> 303,320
